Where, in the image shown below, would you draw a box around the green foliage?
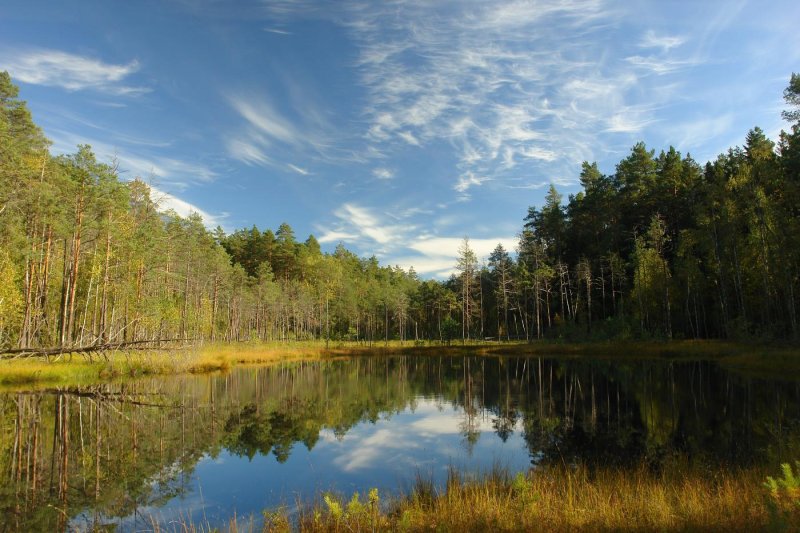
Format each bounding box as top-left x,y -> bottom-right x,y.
0,251 -> 22,347
322,492 -> 343,521
782,73 -> 800,124
441,316 -> 460,344
318,487 -> 384,530
765,461 -> 800,530
511,472 -> 539,507
2,69 -> 800,350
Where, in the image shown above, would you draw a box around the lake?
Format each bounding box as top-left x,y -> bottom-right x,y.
2,354 -> 799,531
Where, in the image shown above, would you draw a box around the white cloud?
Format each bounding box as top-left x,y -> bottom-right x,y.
625,55 -> 698,75
409,237 -> 518,263
506,182 -> 549,190
0,49 -> 146,95
388,256 -> 460,277
326,0 -> 664,198
45,129 -> 224,228
318,400 -> 512,473
605,112 -> 657,133
227,138 -> 272,167
317,201 -> 516,278
331,428 -> 415,472
224,87 -> 336,169
148,185 -> 226,228
666,113 -> 735,157
49,129 -> 216,187
317,230 -> 360,244
253,0 -> 723,201
639,30 -> 686,52
519,146 -> 558,162
287,163 -> 310,175
454,172 -> 490,194
397,131 -> 421,146
372,167 -> 395,180
228,95 -> 303,147
333,203 -> 400,245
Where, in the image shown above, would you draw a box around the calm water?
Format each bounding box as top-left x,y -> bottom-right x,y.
2,355 -> 800,531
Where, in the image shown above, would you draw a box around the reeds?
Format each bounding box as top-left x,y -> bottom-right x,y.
137,461 -> 798,532
335,463 -> 775,532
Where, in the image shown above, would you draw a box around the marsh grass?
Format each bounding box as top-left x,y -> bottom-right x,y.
138,461 -> 792,532
2,338 -> 799,390
357,462 -> 774,532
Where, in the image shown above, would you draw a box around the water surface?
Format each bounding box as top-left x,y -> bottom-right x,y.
2,355 -> 799,531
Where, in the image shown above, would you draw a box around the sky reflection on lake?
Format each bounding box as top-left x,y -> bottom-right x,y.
4,355 -> 798,532
143,398 -> 531,528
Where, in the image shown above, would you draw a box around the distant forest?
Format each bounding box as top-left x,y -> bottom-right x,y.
1,71 -> 799,350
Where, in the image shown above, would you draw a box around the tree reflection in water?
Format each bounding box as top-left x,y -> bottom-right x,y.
1,356 -> 799,531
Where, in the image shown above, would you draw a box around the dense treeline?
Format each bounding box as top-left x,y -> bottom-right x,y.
507,74 -> 800,341
0,71 -> 424,349
1,72 -> 799,350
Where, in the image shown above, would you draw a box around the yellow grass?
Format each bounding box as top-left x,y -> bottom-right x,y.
141,461 -> 798,532
1,338 -> 799,390
377,464 -> 772,532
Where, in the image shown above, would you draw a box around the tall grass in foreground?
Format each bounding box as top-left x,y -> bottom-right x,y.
140,461 -> 800,532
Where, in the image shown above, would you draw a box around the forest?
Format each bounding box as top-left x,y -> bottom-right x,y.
1,71 -> 800,351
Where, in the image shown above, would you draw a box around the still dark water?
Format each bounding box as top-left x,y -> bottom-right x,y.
2,355 -> 800,531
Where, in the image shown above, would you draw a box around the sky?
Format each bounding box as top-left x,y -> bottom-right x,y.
1,0 -> 799,278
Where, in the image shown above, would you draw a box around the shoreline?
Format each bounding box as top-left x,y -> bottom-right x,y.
1,339 -> 799,390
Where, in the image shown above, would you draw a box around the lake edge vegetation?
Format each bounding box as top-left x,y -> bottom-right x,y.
147,461 -> 800,532
3,338 -> 800,389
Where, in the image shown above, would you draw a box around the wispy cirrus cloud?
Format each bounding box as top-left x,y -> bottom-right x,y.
49,129 -> 216,186
0,48 -> 148,95
332,0 -> 668,194
639,30 -> 686,52
264,27 -> 293,35
287,163 -> 310,175
454,172 -> 490,196
251,0 -> 749,203
228,95 -> 304,147
397,130 -> 420,146
226,138 -> 272,167
605,111 -> 659,133
625,55 -> 699,76
47,129 -> 225,227
224,88 -> 334,173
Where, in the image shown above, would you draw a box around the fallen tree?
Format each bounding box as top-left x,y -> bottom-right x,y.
0,338 -> 195,361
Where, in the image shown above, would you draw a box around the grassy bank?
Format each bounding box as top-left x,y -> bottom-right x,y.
1,338 -> 799,389
148,461 -> 800,532
0,342 -> 315,389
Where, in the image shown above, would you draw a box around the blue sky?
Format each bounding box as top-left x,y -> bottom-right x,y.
2,0 -> 798,277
